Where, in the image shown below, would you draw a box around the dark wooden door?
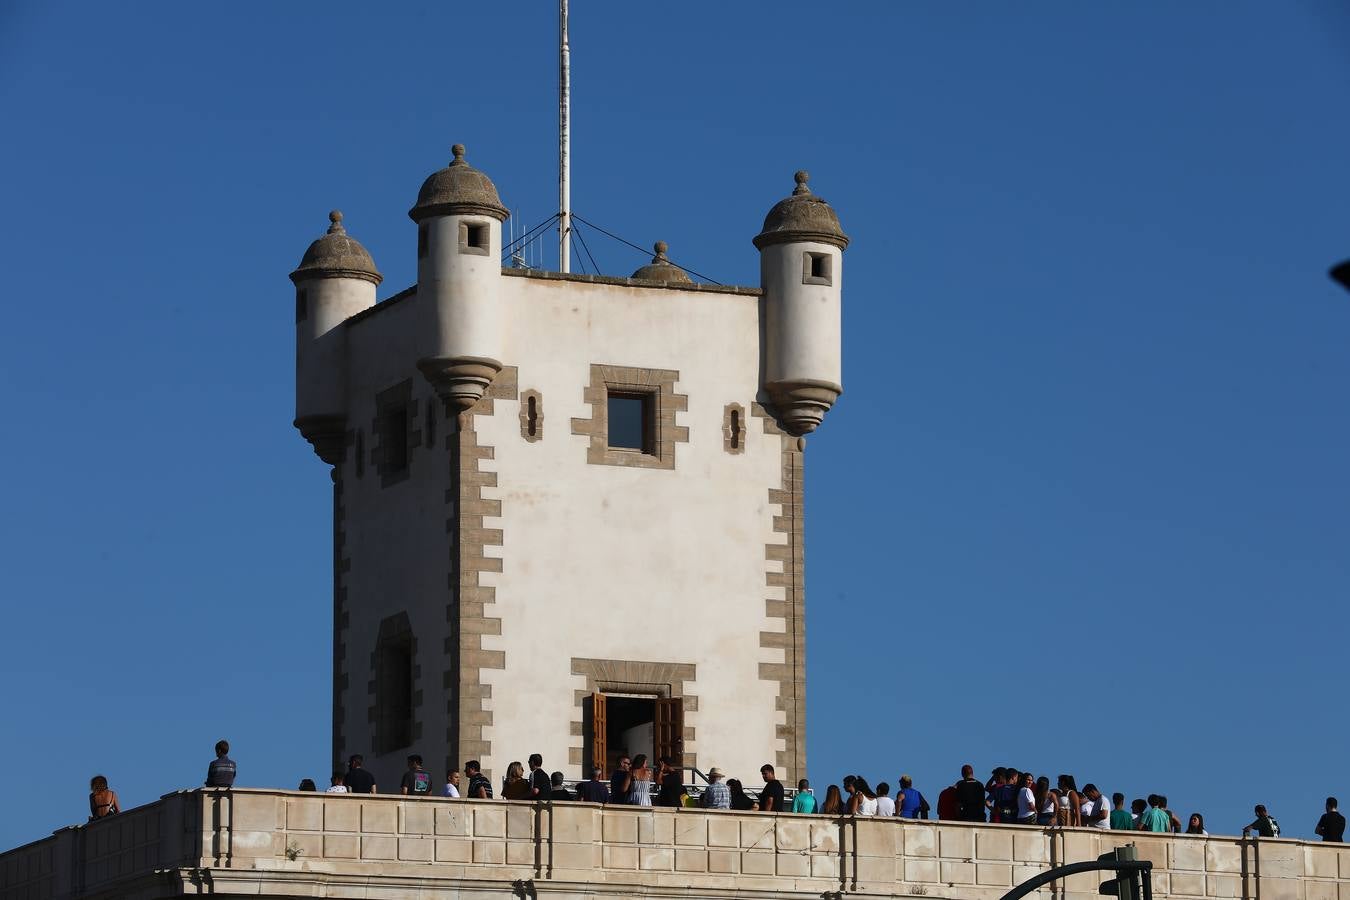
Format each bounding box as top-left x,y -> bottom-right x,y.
654,697 -> 683,768
585,691 -> 607,773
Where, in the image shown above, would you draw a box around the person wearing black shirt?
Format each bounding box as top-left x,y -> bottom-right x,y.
548,771 -> 573,801
656,757 -> 685,807
399,754 -> 431,796
609,755 -> 632,804
464,760 -> 493,799
527,753 -> 550,800
1242,804 -> 1280,838
1316,797 -> 1346,842
206,740 -> 236,788
344,755 -> 376,794
955,765 -> 986,822
759,764 -> 786,813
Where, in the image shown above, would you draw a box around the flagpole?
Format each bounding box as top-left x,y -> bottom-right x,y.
559,0 -> 571,273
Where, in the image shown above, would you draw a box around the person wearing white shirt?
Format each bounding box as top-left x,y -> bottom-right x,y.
876,782 -> 897,817
1081,784 -> 1111,829
442,770 -> 462,798
326,773 -> 349,793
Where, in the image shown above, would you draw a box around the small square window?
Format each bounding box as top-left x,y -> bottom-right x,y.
802,251 -> 832,285
607,391 -> 653,453
459,220 -> 490,256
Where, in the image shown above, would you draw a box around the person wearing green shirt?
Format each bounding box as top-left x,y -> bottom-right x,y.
792,779 -> 817,814
1109,792 -> 1135,830
1141,795 -> 1171,832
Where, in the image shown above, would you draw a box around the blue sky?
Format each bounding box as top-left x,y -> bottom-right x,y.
2,0 -> 1349,852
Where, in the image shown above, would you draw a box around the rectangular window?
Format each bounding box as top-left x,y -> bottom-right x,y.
459,220 -> 490,256
802,251 -> 833,285
417,224 -> 428,259
380,407 -> 409,472
295,288 -> 308,323
607,391 -> 653,453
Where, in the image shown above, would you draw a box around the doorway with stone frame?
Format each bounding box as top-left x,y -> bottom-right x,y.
571,657 -> 696,777
583,691 -> 683,777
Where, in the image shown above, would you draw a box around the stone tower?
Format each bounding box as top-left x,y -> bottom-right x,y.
291,145 -> 848,792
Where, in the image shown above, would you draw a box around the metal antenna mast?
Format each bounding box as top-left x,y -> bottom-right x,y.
558,0 -> 571,273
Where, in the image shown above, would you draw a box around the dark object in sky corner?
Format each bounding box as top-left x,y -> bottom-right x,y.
1331,259 -> 1350,292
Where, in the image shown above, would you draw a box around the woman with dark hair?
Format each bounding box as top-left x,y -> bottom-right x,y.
1035,776 -> 1056,826
502,761 -> 531,799
850,777 -> 878,816
297,779 -> 318,791
727,778 -> 757,811
821,784 -> 844,816
627,754 -> 653,807
1186,813 -> 1207,835
1056,775 -> 1081,828
89,775 -> 120,820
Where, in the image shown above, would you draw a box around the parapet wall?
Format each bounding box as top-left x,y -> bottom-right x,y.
2,790 -> 1346,900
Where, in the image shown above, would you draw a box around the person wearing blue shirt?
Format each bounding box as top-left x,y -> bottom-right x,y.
898,775 -> 926,818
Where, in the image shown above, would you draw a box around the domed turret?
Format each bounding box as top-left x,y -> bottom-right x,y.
411,144 -> 508,412
756,171 -> 847,435
291,210 -> 383,285
292,210 -> 381,464
753,171 -> 849,251
409,144 -> 509,223
630,241 -> 692,284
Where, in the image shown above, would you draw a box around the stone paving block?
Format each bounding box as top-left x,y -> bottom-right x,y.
906,824 -> 937,857
906,858 -> 939,882
435,838 -> 471,863
708,816 -> 739,848
361,803 -> 397,834
1014,830 -> 1048,862
603,812 -> 637,844
777,852 -> 810,877
740,819 -> 776,851
398,837 -> 432,862
639,812 -> 674,846
1171,873 -> 1206,896
324,800 -> 360,833
1172,839 -> 1206,871
360,836 -> 396,860
473,806 -> 505,839
676,816 -> 708,847
1206,842 -> 1243,874
323,834 -> 358,859
1206,874 -> 1241,897
603,844 -> 637,870
977,830 -> 1012,861
775,818 -> 810,852
401,804 -> 433,835
939,826 -> 974,860
505,805 -> 533,840
505,841 -> 534,866
675,849 -> 708,873
438,805 -> 471,836
472,840 -> 504,864
709,849 -> 739,873
813,853 -> 840,880
977,863 -> 1012,886
639,847 -> 673,871
856,856 -> 896,883
742,850 -> 775,875
286,800 -> 323,832
943,861 -> 975,884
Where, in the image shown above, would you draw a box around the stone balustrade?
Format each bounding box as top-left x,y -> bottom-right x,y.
3,789 -> 1347,900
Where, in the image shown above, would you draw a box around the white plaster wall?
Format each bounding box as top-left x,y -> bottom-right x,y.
416,216 -> 502,366
762,241 -> 843,388
339,291 -> 453,793
476,277 -> 789,786
296,277 -> 375,420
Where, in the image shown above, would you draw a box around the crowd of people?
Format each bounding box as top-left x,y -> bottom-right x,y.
82,741 -> 1348,846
